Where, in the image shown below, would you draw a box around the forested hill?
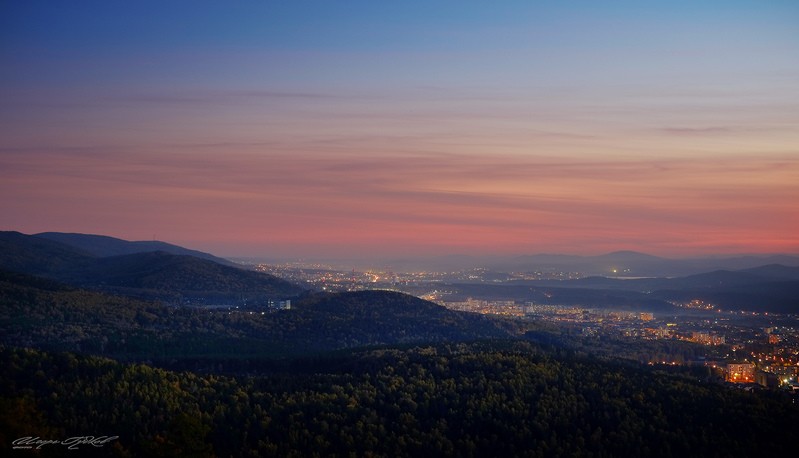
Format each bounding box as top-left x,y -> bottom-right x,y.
67,251 -> 304,301
286,290 -> 512,351
0,231 -> 304,304
3,343 -> 797,457
0,271 -> 513,362
36,231 -> 236,266
0,230 -> 93,276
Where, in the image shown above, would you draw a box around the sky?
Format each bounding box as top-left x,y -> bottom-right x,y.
1,0 -> 798,260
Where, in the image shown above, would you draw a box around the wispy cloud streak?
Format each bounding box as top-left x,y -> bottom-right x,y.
2,147 -> 797,256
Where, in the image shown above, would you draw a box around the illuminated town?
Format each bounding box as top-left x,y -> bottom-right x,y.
254,262 -> 799,392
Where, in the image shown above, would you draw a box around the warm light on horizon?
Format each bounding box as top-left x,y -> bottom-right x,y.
2,1 -> 798,259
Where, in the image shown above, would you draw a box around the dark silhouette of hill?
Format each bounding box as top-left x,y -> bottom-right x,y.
69,251 -> 305,302
654,269 -> 773,290
0,231 -> 304,305
541,265 -> 799,290
0,270 -> 513,361
0,231 -> 94,276
616,269 -> 799,313
494,251 -> 799,277
449,282 -> 676,312
646,270 -> 799,313
501,266 -> 799,313
692,254 -> 799,272
4,230 -> 796,312
499,250 -> 670,276
740,264 -> 799,280
286,290 -> 511,350
35,231 -> 237,266
649,281 -> 799,313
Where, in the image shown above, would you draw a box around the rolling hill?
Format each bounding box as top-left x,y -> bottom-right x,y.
70,250 -> 305,303
0,269 -> 513,361
491,266 -> 799,313
0,231 -> 93,276
0,231 -> 304,305
35,231 -> 236,266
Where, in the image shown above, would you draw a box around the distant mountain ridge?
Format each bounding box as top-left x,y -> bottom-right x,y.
35,231 -> 236,266
3,230 -> 798,312
740,264 -> 799,280
497,265 -> 799,313
373,250 -> 799,276
0,231 -> 94,276
69,250 -> 305,302
493,250 -> 799,277
0,231 -> 304,304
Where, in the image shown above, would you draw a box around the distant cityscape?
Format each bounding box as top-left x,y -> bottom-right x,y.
254,262 -> 799,391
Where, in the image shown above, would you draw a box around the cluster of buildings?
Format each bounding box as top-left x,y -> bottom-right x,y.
721,361 -> 798,389
251,262 -> 799,392
253,263 -> 587,292
442,298 -> 525,316
440,297 -> 799,391
689,331 -> 726,345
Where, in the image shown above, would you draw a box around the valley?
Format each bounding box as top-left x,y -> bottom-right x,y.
1,231 -> 798,456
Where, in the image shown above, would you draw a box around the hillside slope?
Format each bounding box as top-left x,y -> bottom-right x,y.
36,231 -> 236,266
0,271 -> 512,361
0,231 -> 304,305
0,231 -> 93,276
3,343 -> 797,457
69,251 -> 304,302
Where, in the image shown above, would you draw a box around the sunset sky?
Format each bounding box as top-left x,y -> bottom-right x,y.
2,1 -> 798,260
